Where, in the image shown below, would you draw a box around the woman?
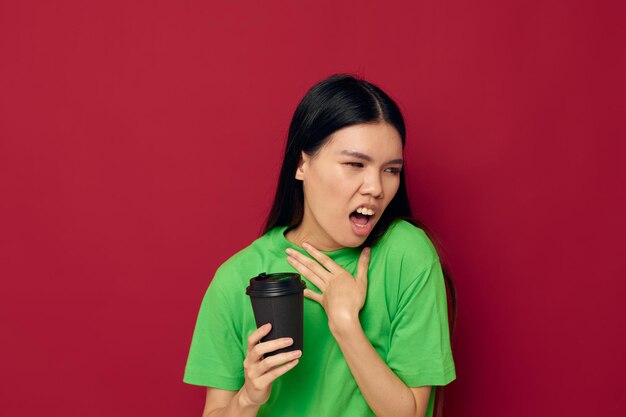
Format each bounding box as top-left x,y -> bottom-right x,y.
184,74 -> 456,417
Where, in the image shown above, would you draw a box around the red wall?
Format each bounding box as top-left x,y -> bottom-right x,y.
1,1 -> 624,416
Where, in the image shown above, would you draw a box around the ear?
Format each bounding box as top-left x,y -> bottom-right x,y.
295,151 -> 309,181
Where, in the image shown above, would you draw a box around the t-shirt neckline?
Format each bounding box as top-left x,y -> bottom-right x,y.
269,225 -> 362,264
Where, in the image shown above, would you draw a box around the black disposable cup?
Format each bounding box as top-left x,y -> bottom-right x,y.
246,272 -> 306,357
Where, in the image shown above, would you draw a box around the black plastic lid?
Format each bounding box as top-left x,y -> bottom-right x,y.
246,272 -> 306,297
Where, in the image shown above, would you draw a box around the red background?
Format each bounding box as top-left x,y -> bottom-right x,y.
1,1 -> 624,416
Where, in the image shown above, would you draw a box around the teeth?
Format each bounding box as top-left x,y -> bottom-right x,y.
356,207 -> 375,216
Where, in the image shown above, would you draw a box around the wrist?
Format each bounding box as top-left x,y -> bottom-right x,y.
237,387 -> 262,411
328,312 -> 361,338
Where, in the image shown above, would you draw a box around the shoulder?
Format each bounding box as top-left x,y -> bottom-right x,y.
376,219 -> 440,265
210,231 -> 273,290
373,220 -> 445,299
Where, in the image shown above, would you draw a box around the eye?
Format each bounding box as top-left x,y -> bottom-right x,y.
385,167 -> 402,175
345,162 -> 364,168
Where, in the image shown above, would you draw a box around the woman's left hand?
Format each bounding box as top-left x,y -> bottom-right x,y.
286,243 -> 371,331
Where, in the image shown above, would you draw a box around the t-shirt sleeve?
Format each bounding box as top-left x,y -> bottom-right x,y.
386,257 -> 456,387
183,269 -> 245,390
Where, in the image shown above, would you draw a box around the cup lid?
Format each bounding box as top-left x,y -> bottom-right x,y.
246,272 -> 306,297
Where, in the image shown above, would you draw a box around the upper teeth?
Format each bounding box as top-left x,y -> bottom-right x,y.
356,207 -> 374,216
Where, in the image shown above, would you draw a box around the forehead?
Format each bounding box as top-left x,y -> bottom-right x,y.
321,122 -> 403,159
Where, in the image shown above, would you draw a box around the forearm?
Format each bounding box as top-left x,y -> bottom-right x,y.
205,389 -> 261,417
330,318 -> 426,417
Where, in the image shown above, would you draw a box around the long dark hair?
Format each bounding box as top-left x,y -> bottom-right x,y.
262,74 -> 456,416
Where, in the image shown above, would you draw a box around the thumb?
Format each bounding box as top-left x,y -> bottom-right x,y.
356,247 -> 371,287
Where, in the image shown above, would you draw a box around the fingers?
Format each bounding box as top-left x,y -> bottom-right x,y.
248,328 -> 294,357
251,337 -> 295,361
256,357 -> 300,387
301,242 -> 339,273
243,333 -> 301,405
247,323 -> 272,352
304,288 -> 323,304
287,246 -> 329,277
244,355 -> 300,403
243,350 -> 302,379
250,349 -> 302,378
286,252 -> 327,290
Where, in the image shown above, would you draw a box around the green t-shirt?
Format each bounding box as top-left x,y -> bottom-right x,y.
184,219 -> 456,416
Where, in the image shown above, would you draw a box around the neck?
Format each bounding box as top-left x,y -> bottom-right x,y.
284,224 -> 343,252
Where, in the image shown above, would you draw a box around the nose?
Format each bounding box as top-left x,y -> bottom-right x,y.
360,170 -> 384,199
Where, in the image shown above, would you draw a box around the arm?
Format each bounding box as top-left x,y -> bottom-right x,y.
200,324 -> 301,417
330,316 -> 431,417
286,244 -> 430,417
202,388 -> 252,417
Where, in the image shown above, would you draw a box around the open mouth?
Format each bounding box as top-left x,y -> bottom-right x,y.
349,210 -> 373,228
350,208 -> 374,236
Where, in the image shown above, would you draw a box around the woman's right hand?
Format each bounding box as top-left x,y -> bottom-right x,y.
240,323 -> 302,407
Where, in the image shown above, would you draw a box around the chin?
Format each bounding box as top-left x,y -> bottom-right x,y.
339,235 -> 368,248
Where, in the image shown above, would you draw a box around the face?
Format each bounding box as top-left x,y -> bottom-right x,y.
291,122 -> 403,251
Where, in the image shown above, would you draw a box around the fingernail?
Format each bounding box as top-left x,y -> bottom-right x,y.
302,242 -> 310,248
364,247 -> 371,256
293,350 -> 302,357
285,248 -> 293,254
284,338 -> 293,345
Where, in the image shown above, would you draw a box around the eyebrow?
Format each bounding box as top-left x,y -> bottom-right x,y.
339,150 -> 403,165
